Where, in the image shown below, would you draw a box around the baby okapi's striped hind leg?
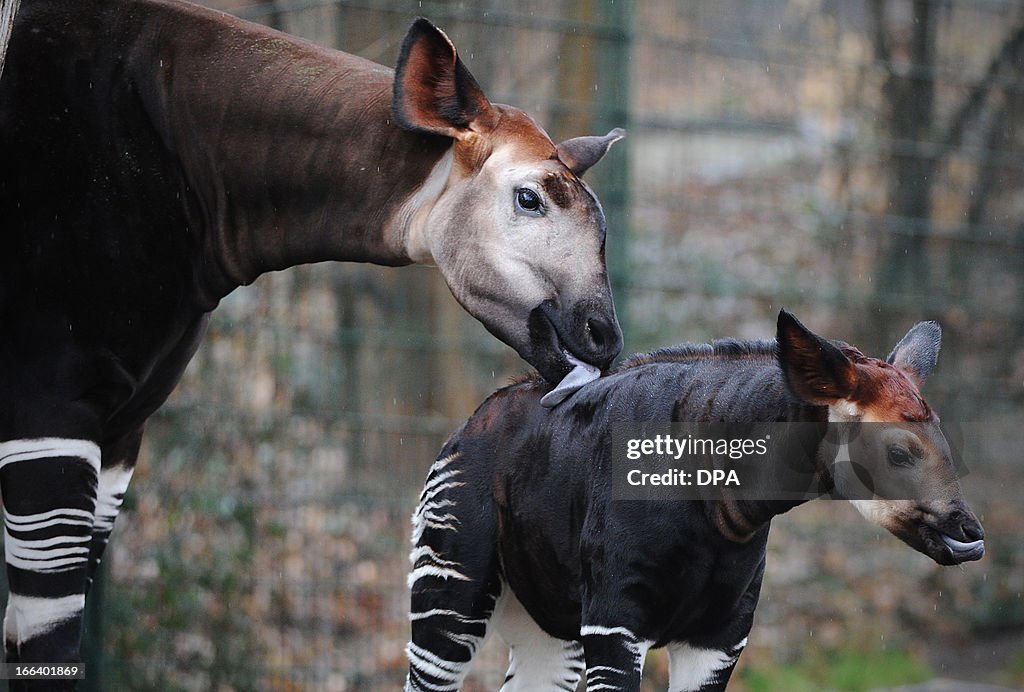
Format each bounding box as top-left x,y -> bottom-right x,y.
0,438 -> 101,674
579,625 -> 654,692
405,451 -> 502,692
493,588 -> 585,691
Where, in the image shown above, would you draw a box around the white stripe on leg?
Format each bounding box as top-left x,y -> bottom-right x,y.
667,638 -> 746,691
0,437 -> 100,655
0,438 -> 100,473
94,465 -> 134,534
496,588 -> 585,692
4,594 -> 84,644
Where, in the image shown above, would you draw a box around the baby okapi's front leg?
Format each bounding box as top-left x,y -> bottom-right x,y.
405,451 -> 502,692
666,638 -> 747,692
580,625 -> 653,692
0,438 -> 100,677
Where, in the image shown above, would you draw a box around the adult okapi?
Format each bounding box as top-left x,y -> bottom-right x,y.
0,0 -> 624,678
405,311 -> 985,691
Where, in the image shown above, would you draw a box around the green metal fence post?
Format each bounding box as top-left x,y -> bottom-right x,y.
596,0 -> 634,353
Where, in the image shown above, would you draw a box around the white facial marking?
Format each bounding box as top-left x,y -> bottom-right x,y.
849,499 -> 890,524
827,400 -> 862,422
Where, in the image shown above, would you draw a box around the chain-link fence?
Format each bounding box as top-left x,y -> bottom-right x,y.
7,0 -> 1024,689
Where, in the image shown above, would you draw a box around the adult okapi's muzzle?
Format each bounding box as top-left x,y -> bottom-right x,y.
529,297 -> 622,407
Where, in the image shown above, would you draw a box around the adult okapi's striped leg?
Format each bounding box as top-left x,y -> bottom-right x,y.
405,451 -> 501,692
0,438 -> 99,673
579,625 -> 653,692
666,638 -> 747,692
85,430 -> 141,586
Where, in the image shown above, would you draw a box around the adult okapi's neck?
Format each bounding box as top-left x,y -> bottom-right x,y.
133,2 -> 450,307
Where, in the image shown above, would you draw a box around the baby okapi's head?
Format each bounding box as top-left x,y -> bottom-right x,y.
776,310 -> 984,566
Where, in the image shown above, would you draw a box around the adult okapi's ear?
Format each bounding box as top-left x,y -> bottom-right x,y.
886,321 -> 941,388
393,17 -> 497,139
556,128 -> 626,177
776,310 -> 858,405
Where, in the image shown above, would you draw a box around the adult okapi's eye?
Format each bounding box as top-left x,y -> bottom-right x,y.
887,445 -> 914,468
515,187 -> 543,215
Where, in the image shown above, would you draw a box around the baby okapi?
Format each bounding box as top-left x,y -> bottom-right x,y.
405,311 -> 984,692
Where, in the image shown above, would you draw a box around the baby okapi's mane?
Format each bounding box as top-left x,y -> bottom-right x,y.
508,340 -> 779,391
613,338 -> 779,373
512,338 -> 866,391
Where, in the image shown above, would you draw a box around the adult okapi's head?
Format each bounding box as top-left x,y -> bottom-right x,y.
776,310 -> 985,566
392,18 -> 623,392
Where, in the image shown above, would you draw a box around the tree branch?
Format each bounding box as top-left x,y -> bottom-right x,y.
937,20 -> 1024,158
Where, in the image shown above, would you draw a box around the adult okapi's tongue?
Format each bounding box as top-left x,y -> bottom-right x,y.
540,352 -> 601,407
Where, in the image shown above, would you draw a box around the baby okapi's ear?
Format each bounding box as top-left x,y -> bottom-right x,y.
886,321 -> 941,388
776,310 -> 858,405
393,17 -> 497,139
556,128 -> 626,178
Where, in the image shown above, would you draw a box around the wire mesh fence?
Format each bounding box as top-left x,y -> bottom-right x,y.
4,0 -> 1024,689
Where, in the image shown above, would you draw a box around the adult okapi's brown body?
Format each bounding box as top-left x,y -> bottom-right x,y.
0,0 -> 622,680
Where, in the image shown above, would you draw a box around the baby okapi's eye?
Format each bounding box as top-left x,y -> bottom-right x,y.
887,445 -> 914,468
515,187 -> 543,215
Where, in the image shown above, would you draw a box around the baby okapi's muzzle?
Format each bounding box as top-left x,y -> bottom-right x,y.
859,496 -> 985,567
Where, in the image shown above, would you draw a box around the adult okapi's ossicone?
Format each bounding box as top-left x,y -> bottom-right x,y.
406,311 -> 984,692
0,0 -> 623,676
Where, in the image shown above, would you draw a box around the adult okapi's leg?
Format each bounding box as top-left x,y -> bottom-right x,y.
86,429 -> 141,586
0,437 -> 99,675
405,451 -> 502,691
493,589 -> 584,692
579,625 -> 653,692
